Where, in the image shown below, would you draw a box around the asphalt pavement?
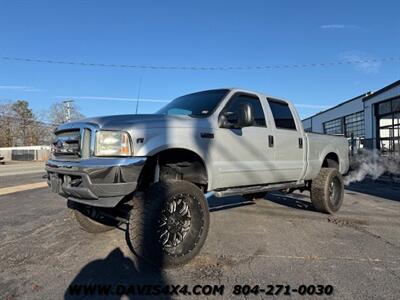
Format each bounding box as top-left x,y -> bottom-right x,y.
0,162 -> 399,299
0,161 -> 46,188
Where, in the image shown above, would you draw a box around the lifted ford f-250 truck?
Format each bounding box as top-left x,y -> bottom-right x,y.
46,89 -> 349,267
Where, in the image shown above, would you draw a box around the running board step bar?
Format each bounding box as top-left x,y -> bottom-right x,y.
213,182 -> 305,198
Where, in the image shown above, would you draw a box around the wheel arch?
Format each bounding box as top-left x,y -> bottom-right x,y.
137,147 -> 210,192
322,152 -> 339,169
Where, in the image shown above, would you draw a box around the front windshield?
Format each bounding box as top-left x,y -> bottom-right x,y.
157,89 -> 229,117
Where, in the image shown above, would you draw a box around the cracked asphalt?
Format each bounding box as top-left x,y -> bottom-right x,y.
0,167 -> 399,299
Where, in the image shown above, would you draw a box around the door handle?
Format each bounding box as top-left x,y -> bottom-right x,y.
268,135 -> 274,147
299,138 -> 303,149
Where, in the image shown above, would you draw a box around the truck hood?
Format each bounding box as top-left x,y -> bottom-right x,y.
57,114 -> 213,131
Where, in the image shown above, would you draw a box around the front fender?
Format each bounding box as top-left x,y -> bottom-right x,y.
134,129 -> 214,190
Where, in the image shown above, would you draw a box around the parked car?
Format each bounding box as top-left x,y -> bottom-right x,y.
46,88 -> 349,267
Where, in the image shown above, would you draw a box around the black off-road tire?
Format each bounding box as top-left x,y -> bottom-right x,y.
311,168 -> 344,214
68,206 -> 118,233
128,180 -> 210,268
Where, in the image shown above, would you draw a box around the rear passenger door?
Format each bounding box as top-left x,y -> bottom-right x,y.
267,99 -> 306,182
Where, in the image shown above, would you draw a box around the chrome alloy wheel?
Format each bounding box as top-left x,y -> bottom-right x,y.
158,194 -> 192,248
328,177 -> 341,208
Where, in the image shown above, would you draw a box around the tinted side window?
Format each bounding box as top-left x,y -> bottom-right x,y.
224,94 -> 266,126
268,100 -> 297,130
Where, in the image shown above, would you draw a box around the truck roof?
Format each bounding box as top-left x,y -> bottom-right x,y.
227,88 -> 293,106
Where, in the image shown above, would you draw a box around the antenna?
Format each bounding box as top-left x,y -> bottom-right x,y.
135,77 -> 142,114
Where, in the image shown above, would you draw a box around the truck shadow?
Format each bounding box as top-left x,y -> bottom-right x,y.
64,195 -> 312,299
207,194 -> 255,212
265,192 -> 314,211
206,192 -> 314,212
64,247 -> 171,299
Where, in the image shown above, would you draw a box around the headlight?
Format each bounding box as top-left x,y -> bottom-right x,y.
95,131 -> 132,156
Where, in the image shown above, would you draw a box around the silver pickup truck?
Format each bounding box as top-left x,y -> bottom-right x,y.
46,88 -> 349,267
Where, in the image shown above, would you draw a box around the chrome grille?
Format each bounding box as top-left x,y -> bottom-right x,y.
52,130 -> 81,160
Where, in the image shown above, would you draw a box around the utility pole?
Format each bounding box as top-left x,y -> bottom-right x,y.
135,77 -> 142,114
63,100 -> 74,122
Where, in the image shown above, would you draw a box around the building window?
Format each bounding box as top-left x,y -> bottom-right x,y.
376,97 -> 400,116
376,97 -> 400,157
392,98 -> 400,112
344,111 -> 365,138
304,127 -> 312,132
323,111 -> 365,138
323,118 -> 343,135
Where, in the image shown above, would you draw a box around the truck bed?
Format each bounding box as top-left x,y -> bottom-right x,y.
304,132 -> 349,180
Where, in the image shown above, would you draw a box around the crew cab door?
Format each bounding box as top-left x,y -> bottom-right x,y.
211,92 -> 276,189
266,98 -> 306,182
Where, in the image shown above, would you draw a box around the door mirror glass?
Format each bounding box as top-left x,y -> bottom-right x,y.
219,104 -> 254,128
237,103 -> 254,127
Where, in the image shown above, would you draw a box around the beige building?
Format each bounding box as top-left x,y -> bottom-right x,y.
0,145 -> 50,161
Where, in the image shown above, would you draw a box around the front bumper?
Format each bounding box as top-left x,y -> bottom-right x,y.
45,157 -> 146,207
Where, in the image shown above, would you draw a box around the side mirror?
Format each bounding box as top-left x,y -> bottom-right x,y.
219,111 -> 235,128
219,103 -> 254,128
237,103 -> 254,127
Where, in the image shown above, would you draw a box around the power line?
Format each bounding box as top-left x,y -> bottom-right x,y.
2,55 -> 400,71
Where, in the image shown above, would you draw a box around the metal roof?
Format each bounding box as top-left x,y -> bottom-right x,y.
302,92 -> 369,121
363,79 -> 400,101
